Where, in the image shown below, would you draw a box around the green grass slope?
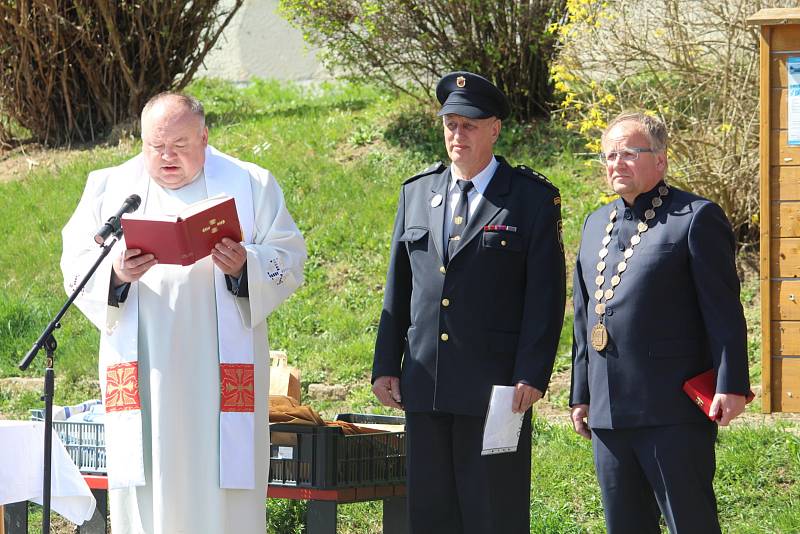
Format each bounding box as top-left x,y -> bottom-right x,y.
0,80 -> 796,533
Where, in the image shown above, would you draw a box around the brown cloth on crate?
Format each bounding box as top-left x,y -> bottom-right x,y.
326,420 -> 386,435
269,395 -> 325,426
268,395 -> 387,435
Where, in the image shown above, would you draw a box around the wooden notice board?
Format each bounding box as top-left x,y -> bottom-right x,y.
748,8 -> 800,412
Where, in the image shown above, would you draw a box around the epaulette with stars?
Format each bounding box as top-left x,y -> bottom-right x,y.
514,164 -> 559,193
515,164 -> 561,208
403,162 -> 447,185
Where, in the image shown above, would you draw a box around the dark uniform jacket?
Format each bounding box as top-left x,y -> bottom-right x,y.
570,183 -> 751,429
373,156 -> 566,417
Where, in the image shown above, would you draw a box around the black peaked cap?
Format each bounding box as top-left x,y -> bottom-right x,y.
436,71 -> 510,120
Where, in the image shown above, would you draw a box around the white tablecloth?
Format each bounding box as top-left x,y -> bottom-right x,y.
0,420 -> 96,525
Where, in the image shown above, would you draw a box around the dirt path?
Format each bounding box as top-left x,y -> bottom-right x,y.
0,134 -> 136,183
0,144 -> 80,182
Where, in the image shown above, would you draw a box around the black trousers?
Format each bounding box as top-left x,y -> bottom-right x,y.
404,410 -> 532,534
592,422 -> 720,534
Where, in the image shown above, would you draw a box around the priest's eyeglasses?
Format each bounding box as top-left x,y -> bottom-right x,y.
599,147 -> 654,164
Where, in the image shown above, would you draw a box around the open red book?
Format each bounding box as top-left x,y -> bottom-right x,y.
121,194 -> 243,266
683,369 -> 755,421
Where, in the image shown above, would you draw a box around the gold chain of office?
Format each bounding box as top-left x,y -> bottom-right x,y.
590,185 -> 670,351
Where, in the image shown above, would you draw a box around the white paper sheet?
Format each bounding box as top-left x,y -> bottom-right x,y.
481,385 -> 524,456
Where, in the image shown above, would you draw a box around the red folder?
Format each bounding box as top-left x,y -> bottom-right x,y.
683,369 -> 755,421
121,195 -> 242,266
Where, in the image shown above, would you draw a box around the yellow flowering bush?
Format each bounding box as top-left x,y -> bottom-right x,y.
550,0 -> 797,246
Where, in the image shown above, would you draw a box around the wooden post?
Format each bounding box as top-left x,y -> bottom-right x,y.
748,8 -> 800,413
759,22 -> 773,413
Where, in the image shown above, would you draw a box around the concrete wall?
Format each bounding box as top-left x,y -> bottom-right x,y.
198,0 -> 327,83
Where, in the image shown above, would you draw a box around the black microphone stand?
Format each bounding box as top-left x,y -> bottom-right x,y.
18,225 -> 123,534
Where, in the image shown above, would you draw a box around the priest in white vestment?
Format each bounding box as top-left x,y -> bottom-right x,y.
61,92 -> 307,534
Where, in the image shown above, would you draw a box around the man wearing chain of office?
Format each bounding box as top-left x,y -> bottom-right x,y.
569,111 -> 751,533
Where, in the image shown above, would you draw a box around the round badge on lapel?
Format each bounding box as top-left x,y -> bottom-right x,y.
431,194 -> 443,207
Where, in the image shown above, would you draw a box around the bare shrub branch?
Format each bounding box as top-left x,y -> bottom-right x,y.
0,0 -> 244,145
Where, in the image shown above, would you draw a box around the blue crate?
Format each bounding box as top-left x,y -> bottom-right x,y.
30,409 -> 107,474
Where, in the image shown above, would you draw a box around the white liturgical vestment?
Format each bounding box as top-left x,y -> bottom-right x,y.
61,146 -> 306,534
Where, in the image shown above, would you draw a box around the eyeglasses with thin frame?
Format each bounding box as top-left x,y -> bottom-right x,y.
598,147 -> 654,164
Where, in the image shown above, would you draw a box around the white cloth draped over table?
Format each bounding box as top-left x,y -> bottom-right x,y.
0,421 -> 96,525
60,147 -> 307,534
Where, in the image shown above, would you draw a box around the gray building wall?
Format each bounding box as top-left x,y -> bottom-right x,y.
198,0 -> 327,83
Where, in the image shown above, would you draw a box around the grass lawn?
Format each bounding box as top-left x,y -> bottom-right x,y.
1,79 -> 797,533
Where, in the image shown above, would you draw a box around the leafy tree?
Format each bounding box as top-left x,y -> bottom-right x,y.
280,0 -> 567,121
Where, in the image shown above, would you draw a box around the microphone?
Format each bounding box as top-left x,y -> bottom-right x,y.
94,194 -> 141,244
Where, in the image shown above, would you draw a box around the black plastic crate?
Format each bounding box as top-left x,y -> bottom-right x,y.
269,414 -> 406,489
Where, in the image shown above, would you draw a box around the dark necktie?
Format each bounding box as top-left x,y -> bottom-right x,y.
446,179 -> 474,263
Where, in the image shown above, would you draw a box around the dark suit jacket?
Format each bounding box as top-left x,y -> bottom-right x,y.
570,184 -> 750,429
373,156 -> 566,417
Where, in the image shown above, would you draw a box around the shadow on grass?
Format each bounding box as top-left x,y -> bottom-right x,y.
191,77 -> 376,129
382,107 -> 444,162
495,119 -> 587,165
206,98 -> 372,129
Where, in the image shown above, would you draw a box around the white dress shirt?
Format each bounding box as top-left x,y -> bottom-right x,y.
444,156 -> 499,250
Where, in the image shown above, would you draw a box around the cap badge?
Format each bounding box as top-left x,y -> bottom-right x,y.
456,76 -> 466,88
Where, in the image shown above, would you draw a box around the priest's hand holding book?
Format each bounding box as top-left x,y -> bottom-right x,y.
210,238 -> 246,277
112,248 -> 158,286
115,194 -> 245,282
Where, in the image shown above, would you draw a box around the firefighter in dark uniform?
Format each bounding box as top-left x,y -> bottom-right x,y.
372,71 -> 566,534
